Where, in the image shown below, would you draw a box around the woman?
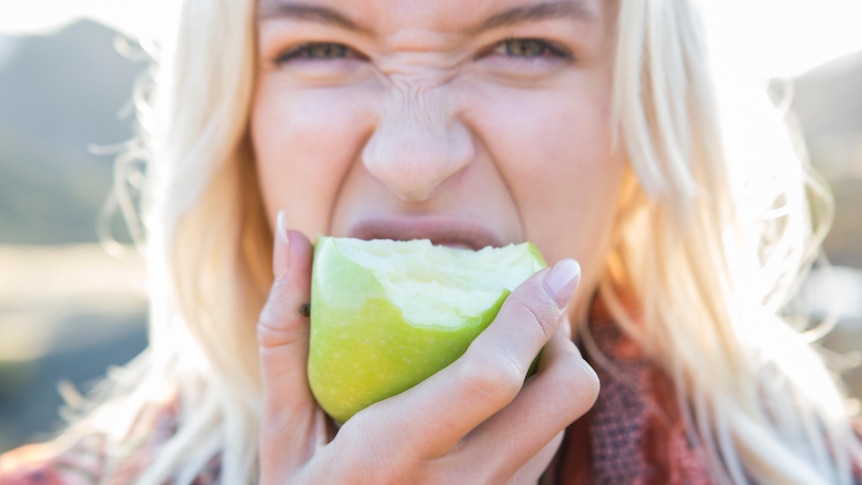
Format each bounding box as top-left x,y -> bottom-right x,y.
2,0 -> 860,483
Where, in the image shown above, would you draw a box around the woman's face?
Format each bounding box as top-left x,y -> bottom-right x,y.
252,0 -> 624,314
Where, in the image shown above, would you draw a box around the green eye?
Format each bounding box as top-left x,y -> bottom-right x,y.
305,43 -> 349,59
491,38 -> 573,62
503,39 -> 548,57
276,42 -> 354,64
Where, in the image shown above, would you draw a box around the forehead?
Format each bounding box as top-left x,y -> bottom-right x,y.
257,0 -> 607,34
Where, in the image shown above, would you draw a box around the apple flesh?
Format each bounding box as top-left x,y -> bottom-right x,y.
308,237 -> 547,424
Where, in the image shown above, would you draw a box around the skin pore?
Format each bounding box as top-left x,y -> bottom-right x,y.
252,0 -> 624,329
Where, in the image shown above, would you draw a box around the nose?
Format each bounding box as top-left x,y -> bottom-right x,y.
362,85 -> 474,202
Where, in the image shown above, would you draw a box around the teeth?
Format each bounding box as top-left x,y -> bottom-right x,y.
441,243 -> 472,250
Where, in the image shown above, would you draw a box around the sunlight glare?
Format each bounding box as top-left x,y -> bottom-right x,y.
703,0 -> 862,78
0,0 -> 173,41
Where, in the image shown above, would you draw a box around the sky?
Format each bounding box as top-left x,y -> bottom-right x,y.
0,0 -> 860,78
701,0 -> 862,78
0,0 -> 172,41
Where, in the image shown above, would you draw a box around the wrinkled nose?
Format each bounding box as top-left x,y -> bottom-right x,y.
362,87 -> 474,202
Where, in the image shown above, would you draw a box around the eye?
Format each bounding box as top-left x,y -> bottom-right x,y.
492,38 -> 573,60
275,42 -> 360,64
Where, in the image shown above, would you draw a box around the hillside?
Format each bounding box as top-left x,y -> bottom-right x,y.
0,20 -> 146,244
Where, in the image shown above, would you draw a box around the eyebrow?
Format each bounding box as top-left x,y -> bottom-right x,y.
257,1 -> 598,33
477,1 -> 598,32
257,2 -> 370,33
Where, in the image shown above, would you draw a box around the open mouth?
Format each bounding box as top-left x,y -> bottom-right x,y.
346,216 -> 507,251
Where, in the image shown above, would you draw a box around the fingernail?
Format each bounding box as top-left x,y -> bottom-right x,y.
273,210 -> 289,280
544,259 -> 581,307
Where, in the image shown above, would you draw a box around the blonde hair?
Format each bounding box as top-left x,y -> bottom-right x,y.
72,0 -> 860,483
596,1 -> 861,484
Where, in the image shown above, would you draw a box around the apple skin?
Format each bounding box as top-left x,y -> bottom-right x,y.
307,237 -> 543,424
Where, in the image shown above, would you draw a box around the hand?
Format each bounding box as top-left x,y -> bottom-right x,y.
257,223 -> 600,484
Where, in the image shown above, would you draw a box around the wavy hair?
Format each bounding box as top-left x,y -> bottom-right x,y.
594,1 -> 861,484
70,0 -> 861,483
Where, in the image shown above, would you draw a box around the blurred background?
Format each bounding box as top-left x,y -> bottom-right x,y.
0,0 -> 861,454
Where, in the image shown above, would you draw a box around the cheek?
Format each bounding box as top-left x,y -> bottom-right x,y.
466,81 -> 623,265
251,84 -> 371,236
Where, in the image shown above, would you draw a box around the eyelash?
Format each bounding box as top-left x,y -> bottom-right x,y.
273,38 -> 573,65
275,42 -> 364,63
489,38 -> 573,60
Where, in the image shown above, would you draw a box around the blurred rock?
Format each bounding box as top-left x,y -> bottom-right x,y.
0,312 -> 147,453
0,244 -> 147,453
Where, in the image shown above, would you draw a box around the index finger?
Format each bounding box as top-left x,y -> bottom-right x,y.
257,223 -> 323,474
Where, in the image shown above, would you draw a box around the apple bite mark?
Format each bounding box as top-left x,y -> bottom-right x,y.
307,237 -> 546,423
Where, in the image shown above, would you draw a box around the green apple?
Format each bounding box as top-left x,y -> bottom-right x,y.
308,236 -> 546,423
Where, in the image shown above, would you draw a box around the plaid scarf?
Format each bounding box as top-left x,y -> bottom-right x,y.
548,312 -> 713,485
